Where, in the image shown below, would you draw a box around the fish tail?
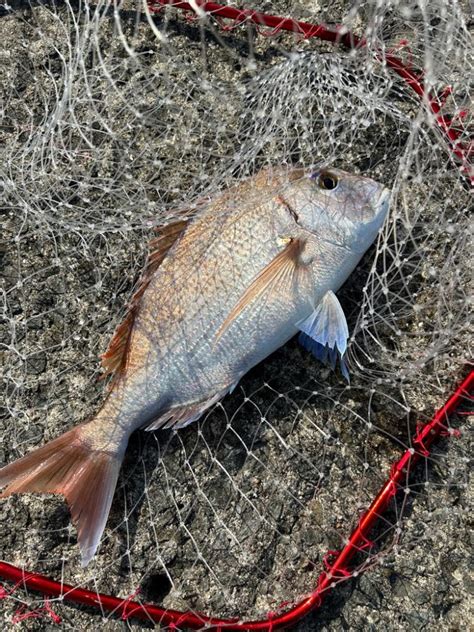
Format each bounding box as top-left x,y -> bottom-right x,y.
0,422 -> 124,567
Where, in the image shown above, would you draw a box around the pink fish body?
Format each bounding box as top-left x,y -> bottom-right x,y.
0,166 -> 389,565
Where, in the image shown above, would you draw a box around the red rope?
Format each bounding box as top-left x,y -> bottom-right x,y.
1,370 -> 472,629
149,0 -> 472,183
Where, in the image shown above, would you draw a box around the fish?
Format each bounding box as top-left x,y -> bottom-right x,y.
0,165 -> 390,566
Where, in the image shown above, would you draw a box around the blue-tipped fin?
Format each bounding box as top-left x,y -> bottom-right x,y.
297,290 -> 350,382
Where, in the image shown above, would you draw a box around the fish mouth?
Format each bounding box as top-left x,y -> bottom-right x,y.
348,186 -> 391,254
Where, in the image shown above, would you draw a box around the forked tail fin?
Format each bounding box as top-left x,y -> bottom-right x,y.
0,426 -> 123,566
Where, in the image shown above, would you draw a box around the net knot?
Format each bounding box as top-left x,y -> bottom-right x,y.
412,423 -> 431,457
120,587 -> 141,621
0,575 -> 37,600
43,598 -> 62,625
322,550 -> 340,571
11,598 -> 61,625
439,425 -> 462,438
12,605 -> 40,624
357,534 -> 376,552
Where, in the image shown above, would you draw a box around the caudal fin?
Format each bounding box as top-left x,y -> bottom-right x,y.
0,426 -> 122,566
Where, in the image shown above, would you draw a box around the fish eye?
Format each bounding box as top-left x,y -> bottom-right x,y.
318,172 -> 339,191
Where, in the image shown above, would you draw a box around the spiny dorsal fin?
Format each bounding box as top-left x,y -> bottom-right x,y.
100,218 -> 189,380
215,238 -> 305,341
146,219 -> 189,277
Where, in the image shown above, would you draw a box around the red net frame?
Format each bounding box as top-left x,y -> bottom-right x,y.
0,1 -> 472,628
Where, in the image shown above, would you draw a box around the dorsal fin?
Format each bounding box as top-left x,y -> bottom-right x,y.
100,218 -> 189,381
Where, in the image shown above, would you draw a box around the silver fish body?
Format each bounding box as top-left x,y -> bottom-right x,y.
0,165 -> 389,565
101,167 -> 388,434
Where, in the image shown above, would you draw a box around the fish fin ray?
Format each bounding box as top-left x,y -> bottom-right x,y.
144,403 -> 204,432
145,382 -> 238,431
216,238 -> 304,340
0,426 -> 123,566
100,218 -> 189,381
297,290 -> 350,382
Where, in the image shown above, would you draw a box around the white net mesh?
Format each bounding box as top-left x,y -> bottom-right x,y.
1,0 -> 472,628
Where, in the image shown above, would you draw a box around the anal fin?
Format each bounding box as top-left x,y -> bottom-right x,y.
145,382 -> 239,431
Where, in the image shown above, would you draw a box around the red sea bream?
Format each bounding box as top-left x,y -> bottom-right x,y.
0,166 -> 389,565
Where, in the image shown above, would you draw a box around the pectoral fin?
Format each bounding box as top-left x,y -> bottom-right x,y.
297,290 -> 350,381
216,238 -> 304,340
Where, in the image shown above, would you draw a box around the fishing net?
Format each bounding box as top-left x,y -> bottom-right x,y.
1,0 -> 472,628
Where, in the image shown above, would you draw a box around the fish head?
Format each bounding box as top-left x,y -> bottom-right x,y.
284,167 -> 390,254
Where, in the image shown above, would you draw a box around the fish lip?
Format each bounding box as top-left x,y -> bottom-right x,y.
348,187 -> 390,254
